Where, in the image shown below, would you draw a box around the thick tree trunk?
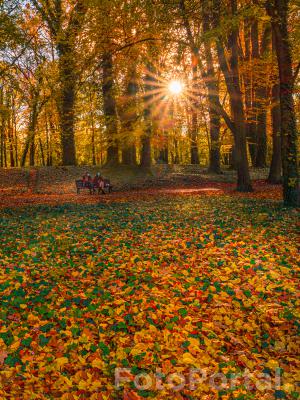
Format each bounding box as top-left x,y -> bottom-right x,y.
213,0 -> 252,191
268,81 -> 282,183
32,1 -> 87,166
57,43 -> 77,166
228,4 -> 252,190
102,52 -> 119,165
267,0 -> 299,206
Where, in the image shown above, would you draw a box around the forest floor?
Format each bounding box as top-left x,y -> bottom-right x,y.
0,165 -> 283,208
0,167 -> 298,399
0,193 -> 299,399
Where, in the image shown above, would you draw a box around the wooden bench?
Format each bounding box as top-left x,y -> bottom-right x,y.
75,179 -> 113,194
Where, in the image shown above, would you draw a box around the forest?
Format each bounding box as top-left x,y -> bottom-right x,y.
0,2 -> 299,399
0,0 -> 299,205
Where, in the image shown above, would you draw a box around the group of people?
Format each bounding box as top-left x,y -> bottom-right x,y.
82,172 -> 105,193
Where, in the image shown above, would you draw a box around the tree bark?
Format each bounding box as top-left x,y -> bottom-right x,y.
266,0 -> 299,206
88,89 -> 96,166
102,51 -> 119,165
255,24 -> 271,167
268,81 -> 282,183
6,92 -> 15,167
141,63 -> 155,170
180,0 -> 249,186
29,135 -> 35,166
158,143 -> 168,164
203,15 -> 221,173
0,87 -> 4,168
21,99 -> 38,167
213,0 -> 252,191
57,42 -> 77,166
247,20 -> 259,164
121,66 -> 138,166
32,0 -> 87,166
190,59 -> 200,164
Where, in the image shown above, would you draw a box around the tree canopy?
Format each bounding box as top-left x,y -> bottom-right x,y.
0,0 -> 299,204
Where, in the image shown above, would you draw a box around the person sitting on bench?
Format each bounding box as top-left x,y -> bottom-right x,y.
82,172 -> 92,188
93,172 -> 105,194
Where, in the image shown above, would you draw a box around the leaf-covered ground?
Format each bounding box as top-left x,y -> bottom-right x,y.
0,195 -> 299,399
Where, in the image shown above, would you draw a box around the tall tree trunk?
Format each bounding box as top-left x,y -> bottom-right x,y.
140,131 -> 151,169
8,118 -> 15,167
0,87 -> 4,168
45,118 -> 51,166
91,125 -> 96,166
268,81 -> 282,183
190,59 -> 200,164
247,20 -> 259,164
141,63 -> 155,170
121,66 -> 138,166
158,142 -> 168,164
102,51 -> 119,165
173,138 -> 180,164
29,136 -> 35,166
202,10 -> 221,173
11,92 -> 18,166
203,39 -> 221,171
267,0 -> 299,206
21,100 -> 38,167
88,89 -> 96,166
57,43 -> 77,166
255,25 -> 271,167
213,0 -> 252,191
48,117 -> 56,166
39,137 -> 45,166
244,19 -> 254,165
6,92 -> 15,167
255,89 -> 267,168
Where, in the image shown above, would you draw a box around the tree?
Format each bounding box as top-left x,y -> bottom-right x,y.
31,0 -> 87,166
179,0 -> 222,171
102,51 -> 119,165
211,0 -> 253,191
120,64 -> 138,166
266,0 -> 299,206
141,62 -> 155,170
268,32 -> 282,184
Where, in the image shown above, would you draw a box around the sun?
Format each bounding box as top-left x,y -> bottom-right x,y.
168,80 -> 184,95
